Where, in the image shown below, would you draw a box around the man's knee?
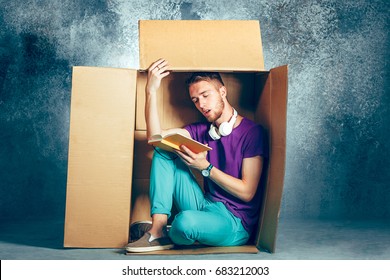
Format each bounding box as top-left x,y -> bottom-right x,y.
169,210 -> 199,244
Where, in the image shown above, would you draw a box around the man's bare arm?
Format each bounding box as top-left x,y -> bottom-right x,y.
177,146 -> 263,202
145,59 -> 190,139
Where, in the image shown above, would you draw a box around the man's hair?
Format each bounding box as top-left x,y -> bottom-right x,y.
185,72 -> 225,89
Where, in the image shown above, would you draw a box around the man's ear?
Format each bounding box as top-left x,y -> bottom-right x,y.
219,86 -> 227,99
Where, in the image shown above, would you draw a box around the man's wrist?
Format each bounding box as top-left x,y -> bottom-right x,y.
201,163 -> 213,178
200,161 -> 210,171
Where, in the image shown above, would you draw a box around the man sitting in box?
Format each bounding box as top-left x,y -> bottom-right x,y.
126,59 -> 267,253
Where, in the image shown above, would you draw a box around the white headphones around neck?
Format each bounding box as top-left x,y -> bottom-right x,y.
208,108 -> 238,140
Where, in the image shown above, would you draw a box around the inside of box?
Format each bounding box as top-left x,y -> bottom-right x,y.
135,71 -> 268,130
130,71 -> 271,250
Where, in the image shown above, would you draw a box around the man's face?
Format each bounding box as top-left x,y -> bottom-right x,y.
189,80 -> 225,123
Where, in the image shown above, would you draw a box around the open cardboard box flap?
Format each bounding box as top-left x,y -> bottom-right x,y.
64,20 -> 288,255
64,67 -> 137,248
139,20 -> 265,71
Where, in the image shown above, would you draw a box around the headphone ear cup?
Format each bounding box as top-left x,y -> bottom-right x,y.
208,124 -> 221,140
219,122 -> 233,136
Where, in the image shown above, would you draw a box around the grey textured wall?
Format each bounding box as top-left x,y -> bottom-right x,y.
0,0 -> 389,221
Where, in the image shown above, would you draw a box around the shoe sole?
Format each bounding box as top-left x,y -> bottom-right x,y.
126,244 -> 175,253
130,220 -> 152,226
130,220 -> 172,229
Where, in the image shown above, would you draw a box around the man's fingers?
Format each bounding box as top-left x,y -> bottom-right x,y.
150,59 -> 169,73
157,60 -> 169,69
175,150 -> 191,165
160,70 -> 170,78
149,58 -> 165,70
180,145 -> 195,157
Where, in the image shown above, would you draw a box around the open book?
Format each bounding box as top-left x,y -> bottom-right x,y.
148,133 -> 212,153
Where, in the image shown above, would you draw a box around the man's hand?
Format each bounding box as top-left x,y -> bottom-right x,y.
175,145 -> 210,171
145,58 -> 170,139
146,58 -> 170,93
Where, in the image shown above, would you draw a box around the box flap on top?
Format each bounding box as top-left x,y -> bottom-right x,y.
139,20 -> 264,71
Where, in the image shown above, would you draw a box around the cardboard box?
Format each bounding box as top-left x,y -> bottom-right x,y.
64,20 -> 288,254
63,67 -> 137,248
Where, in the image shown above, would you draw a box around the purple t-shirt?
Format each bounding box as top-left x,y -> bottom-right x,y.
185,118 -> 267,235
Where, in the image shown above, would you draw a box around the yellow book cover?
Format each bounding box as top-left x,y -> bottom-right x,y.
148,133 -> 212,153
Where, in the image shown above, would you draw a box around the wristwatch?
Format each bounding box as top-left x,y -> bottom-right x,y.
201,163 -> 213,177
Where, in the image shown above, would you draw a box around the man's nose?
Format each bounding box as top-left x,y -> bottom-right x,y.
199,98 -> 206,109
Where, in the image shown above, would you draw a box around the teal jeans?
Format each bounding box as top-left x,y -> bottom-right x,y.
150,148 -> 249,246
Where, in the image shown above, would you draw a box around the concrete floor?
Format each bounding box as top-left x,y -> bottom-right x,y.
0,218 -> 389,260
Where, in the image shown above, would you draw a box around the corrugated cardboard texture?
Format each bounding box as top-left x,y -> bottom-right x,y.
131,179 -> 152,223
132,131 -> 154,180
255,66 -> 288,253
64,67 -> 136,248
139,20 -> 264,71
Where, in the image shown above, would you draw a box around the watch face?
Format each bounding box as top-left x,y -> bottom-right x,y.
202,170 -> 210,177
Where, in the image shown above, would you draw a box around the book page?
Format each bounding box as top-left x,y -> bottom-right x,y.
148,133 -> 211,153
